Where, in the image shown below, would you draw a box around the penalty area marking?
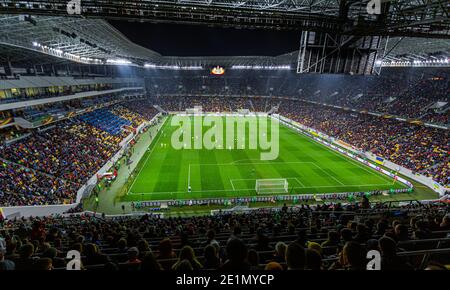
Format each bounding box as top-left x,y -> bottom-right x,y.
286,124 -> 393,184
188,161 -> 314,192
186,161 -> 395,193
310,162 -> 345,185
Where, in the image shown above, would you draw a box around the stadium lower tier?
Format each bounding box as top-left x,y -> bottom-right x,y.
0,202 -> 449,271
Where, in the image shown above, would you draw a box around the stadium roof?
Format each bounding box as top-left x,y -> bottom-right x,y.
0,9 -> 448,68
1,0 -> 449,37
383,37 -> 450,62
0,15 -> 161,64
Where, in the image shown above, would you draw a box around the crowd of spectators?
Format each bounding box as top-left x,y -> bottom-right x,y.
0,201 -> 448,271
421,107 -> 449,125
144,68 -> 448,125
0,161 -> 77,206
277,100 -> 449,186
110,105 -> 147,128
122,100 -> 159,120
155,96 -> 253,113
10,93 -> 136,125
289,69 -> 448,125
0,100 -> 155,206
1,121 -> 121,184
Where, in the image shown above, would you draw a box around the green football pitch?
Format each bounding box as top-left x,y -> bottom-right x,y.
124,115 -> 407,201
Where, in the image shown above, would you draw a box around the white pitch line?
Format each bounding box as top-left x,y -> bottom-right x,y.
231,158 -> 264,164
311,162 -> 345,185
128,119 -> 167,194
187,164 -> 191,189
294,177 -> 306,188
190,161 -> 316,166
330,152 -> 389,182
294,183 -> 393,188
230,179 -> 236,191
283,123 -> 396,184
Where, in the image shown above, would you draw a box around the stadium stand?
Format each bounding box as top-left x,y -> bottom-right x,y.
78,109 -> 132,136
0,161 -> 77,206
121,100 -> 159,120
277,100 -> 449,187
143,68 -> 449,125
0,101 -> 158,206
0,201 -> 448,271
0,77 -> 142,104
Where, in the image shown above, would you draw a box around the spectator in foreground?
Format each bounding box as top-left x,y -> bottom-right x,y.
272,242 -> 287,263
83,243 -> 110,266
203,244 -> 220,269
34,258 -> 53,271
247,249 -> 260,270
173,259 -> 194,271
0,239 -> 15,270
265,262 -> 283,271
158,238 -> 176,260
305,249 -> 322,271
140,252 -> 162,271
172,246 -> 202,270
127,247 -> 142,265
321,231 -> 340,248
14,243 -> 36,270
341,242 -> 366,271
286,242 -> 306,270
220,239 -> 250,271
379,237 -> 412,271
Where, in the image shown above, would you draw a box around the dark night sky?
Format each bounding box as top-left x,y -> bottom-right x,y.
109,21 -> 300,57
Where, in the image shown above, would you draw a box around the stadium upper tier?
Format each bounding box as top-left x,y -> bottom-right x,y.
144,68 -> 449,126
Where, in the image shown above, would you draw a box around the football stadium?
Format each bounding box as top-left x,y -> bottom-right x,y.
0,0 -> 449,275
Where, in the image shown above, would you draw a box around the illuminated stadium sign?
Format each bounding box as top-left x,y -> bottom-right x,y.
211,66 -> 225,75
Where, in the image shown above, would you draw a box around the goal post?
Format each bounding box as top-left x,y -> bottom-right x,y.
255,179 -> 289,194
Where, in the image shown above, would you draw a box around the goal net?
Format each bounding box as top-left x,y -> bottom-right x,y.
186,106 -> 202,114
255,179 -> 288,194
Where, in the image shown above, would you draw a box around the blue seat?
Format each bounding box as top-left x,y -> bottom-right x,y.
78,109 -> 131,135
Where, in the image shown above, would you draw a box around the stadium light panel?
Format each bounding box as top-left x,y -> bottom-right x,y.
383,58 -> 450,67
31,41 -> 102,64
231,65 -> 291,70
144,64 -> 203,70
106,59 -> 132,65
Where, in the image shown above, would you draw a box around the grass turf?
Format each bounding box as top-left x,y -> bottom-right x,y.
122,115 -> 407,202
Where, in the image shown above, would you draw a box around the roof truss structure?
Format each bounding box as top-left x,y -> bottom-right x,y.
0,1 -> 448,68
0,0 -> 448,38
